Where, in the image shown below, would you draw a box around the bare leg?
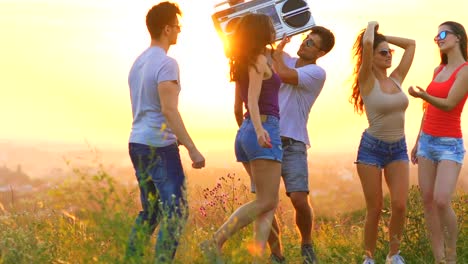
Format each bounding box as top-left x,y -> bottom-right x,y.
213,159 -> 281,255
253,208 -> 276,262
383,161 -> 409,256
251,159 -> 281,256
418,157 -> 445,262
290,192 -> 313,245
268,214 -> 284,258
434,160 -> 461,263
357,164 -> 383,258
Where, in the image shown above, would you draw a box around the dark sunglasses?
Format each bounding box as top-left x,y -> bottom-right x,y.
434,30 -> 454,42
305,38 -> 321,50
378,48 -> 394,57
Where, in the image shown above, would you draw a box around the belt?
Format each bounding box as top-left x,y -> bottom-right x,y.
246,115 -> 269,122
281,137 -> 300,146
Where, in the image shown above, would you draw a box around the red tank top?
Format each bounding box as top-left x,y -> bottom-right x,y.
422,62 -> 468,138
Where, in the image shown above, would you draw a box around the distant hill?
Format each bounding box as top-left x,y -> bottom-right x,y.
0,165 -> 46,195
0,165 -> 31,186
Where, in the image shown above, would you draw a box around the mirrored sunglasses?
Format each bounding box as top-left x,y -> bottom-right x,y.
434,30 -> 454,42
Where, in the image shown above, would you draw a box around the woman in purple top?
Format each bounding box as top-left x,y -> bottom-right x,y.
201,13 -> 283,263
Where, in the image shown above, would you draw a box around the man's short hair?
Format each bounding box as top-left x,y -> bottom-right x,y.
310,26 -> 335,53
146,2 -> 182,39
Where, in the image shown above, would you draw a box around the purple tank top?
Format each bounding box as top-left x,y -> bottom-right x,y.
237,72 -> 281,119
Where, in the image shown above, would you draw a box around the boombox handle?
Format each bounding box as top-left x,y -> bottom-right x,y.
214,0 -> 284,8
214,0 -> 241,8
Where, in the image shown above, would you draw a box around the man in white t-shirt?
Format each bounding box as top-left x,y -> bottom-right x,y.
125,2 -> 205,263
268,26 -> 335,264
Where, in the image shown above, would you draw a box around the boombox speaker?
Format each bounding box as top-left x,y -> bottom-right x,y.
212,0 -> 316,41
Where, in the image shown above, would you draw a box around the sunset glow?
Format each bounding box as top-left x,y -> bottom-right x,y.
1,0 -> 468,158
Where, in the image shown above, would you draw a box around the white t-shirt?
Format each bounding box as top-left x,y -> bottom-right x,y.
128,46 -> 179,147
278,52 -> 326,147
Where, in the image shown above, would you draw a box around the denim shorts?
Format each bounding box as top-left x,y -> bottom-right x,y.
417,131 -> 465,164
281,140 -> 309,195
250,139 -> 307,194
235,115 -> 283,163
355,130 -> 409,168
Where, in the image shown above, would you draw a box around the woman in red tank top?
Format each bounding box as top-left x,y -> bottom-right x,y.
409,21 -> 468,264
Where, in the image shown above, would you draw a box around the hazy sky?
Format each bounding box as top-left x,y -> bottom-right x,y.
1,0 -> 468,159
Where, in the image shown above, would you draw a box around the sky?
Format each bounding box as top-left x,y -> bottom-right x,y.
1,0 -> 468,161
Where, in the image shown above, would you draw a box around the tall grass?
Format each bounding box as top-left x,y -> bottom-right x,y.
0,168 -> 466,263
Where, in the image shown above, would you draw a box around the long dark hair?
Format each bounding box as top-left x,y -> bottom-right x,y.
350,29 -> 387,114
229,13 -> 275,82
439,21 -> 468,64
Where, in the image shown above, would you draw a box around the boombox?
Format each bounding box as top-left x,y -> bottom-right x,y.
212,0 -> 315,41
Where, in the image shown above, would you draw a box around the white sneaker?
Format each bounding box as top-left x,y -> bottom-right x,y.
385,251 -> 405,264
363,257 -> 375,264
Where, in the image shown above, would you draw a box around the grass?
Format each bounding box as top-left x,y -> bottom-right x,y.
0,167 -> 466,264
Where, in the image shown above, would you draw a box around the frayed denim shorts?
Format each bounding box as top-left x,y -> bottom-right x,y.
355,130 -> 409,168
417,131 -> 465,164
235,115 -> 282,163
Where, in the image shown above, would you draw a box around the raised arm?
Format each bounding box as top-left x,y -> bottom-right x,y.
387,36 -> 416,84
159,81 -> 205,168
358,21 -> 379,96
228,0 -> 244,6
408,66 -> 468,111
272,35 -> 299,85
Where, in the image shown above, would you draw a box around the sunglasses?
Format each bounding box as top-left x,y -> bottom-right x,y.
434,30 -> 455,42
305,38 -> 321,50
378,48 -> 394,57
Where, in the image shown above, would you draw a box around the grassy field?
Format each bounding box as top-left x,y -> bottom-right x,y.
0,167 -> 466,264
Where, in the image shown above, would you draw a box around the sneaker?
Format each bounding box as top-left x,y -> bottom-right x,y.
200,239 -> 224,264
301,244 -> 318,264
362,257 -> 375,264
385,251 -> 405,264
270,253 -> 286,264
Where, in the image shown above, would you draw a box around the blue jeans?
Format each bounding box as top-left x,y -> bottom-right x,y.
355,130 -> 409,169
126,143 -> 188,263
417,131 -> 465,164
